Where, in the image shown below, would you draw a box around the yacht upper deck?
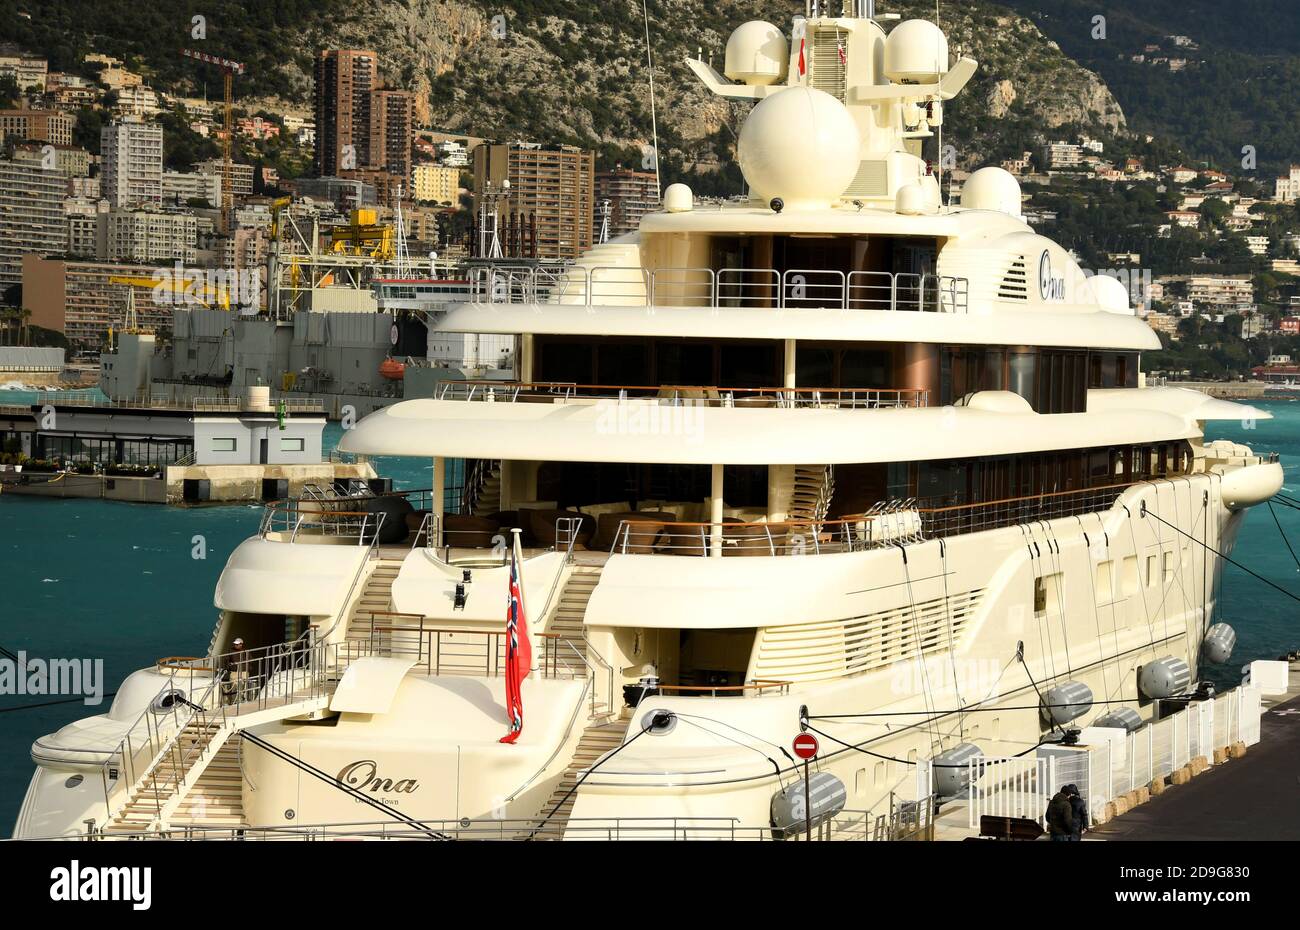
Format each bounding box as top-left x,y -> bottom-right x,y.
468,263 -> 970,314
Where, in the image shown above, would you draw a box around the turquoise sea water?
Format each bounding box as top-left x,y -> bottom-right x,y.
2,403 -> 1299,833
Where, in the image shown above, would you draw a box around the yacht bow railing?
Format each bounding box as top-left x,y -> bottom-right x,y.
469,264 -> 968,313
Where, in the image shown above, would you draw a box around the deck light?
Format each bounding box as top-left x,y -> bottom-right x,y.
453,583 -> 467,610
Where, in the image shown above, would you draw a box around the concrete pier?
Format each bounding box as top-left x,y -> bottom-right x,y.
1,462 -> 377,504
1091,657 -> 1300,841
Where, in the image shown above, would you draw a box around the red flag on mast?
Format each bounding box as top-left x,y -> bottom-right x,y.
499,532 -> 532,744
798,37 -> 806,77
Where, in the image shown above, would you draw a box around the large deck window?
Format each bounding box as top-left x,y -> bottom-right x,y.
536,462 -> 768,511
35,434 -> 192,468
796,343 -> 897,388
536,335 -> 784,388
827,440 -> 1194,519
941,346 -> 1118,414
1089,351 -> 1140,389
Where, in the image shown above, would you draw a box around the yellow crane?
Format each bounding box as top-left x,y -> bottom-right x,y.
108,275 -> 231,311
268,196 -> 292,240
328,208 -> 396,260
105,274 -> 232,348
181,48 -> 246,234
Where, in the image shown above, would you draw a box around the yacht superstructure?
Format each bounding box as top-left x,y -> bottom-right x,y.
15,2 -> 1284,840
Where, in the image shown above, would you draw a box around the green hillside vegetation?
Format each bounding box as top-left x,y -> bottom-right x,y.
1002,1 -> 1300,175
2,0 -> 1129,194
0,0 -> 334,99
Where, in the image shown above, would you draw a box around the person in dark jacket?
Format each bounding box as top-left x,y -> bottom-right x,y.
1045,787 -> 1075,841
1065,784 -> 1088,841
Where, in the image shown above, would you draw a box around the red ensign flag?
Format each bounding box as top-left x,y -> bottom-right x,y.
499,538 -> 532,744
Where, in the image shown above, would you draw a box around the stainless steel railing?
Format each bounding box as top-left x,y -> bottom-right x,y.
351,615 -> 587,681
32,392 -> 327,413
96,673 -> 216,829
434,381 -> 930,409
605,483 -> 1140,558
468,264 -> 969,313
258,501 -> 387,543
97,634 -> 330,829
66,810 -> 894,842
536,517 -> 581,629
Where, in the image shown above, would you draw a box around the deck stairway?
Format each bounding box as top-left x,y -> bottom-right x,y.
546,564 -> 603,676
166,738 -> 247,829
468,460 -> 502,516
104,693 -> 329,834
344,559 -> 402,646
789,465 -> 835,523
532,712 -> 631,840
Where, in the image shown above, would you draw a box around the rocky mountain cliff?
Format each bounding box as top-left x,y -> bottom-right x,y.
306,0 -> 1126,186
4,0 -> 1129,188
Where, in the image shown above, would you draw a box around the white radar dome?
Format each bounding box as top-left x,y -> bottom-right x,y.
960,166 -> 1023,218
725,21 -> 789,86
737,86 -> 861,209
884,19 -> 950,84
895,183 -> 928,215
1090,273 -> 1133,314
663,183 -> 694,213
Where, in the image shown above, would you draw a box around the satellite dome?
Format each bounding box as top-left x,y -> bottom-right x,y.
895,183 -> 928,215
737,87 -> 861,209
884,20 -> 949,84
725,21 -> 788,86
663,183 -> 693,213
961,166 -> 1023,217
1090,273 -> 1132,314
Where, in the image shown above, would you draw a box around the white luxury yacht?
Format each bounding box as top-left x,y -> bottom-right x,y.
14,2 -> 1283,840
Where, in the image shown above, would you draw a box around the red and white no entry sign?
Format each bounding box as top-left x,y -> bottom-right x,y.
792,732 -> 819,759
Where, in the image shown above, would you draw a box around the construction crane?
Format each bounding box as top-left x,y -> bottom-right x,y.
181,48 -> 246,234
107,274 -> 233,350
106,274 -> 231,348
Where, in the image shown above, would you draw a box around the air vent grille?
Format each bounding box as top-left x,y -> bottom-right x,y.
844,159 -> 889,199
809,27 -> 848,101
751,588 -> 984,683
998,255 -> 1029,300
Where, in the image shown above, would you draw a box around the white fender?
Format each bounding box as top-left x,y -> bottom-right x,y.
1218,461 -> 1283,510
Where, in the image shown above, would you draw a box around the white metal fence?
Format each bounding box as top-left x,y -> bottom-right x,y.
968,684 -> 1262,830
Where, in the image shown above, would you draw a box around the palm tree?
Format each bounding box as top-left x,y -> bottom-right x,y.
0,306 -> 28,346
